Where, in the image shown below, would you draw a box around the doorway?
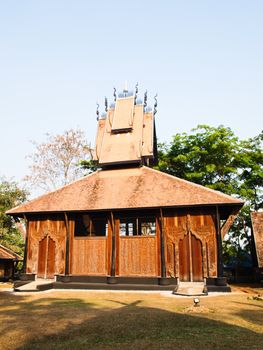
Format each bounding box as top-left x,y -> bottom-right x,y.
37,236 -> 56,279
179,232 -> 203,281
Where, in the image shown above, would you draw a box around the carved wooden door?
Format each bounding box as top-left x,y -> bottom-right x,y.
179,233 -> 203,282
46,238 -> 55,279
37,236 -> 56,279
38,236 -> 47,278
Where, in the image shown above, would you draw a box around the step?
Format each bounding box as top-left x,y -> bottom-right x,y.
173,282 -> 207,296
14,279 -> 54,292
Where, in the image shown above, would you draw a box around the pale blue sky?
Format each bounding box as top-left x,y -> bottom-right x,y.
1,0 -> 262,187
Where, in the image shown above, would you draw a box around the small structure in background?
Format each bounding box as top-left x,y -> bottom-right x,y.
0,244 -> 22,281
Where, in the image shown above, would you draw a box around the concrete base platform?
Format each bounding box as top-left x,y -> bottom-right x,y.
51,281 -> 176,291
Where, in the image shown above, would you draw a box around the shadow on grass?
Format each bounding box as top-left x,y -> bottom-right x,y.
0,293 -> 262,350
232,301 -> 263,309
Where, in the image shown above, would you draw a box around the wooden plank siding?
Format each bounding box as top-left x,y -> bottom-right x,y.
118,236 -> 158,276
72,238 -> 108,275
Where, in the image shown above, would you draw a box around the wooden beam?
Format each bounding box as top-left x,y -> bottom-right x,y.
159,208 -> 166,278
216,206 -> 223,277
64,213 -> 70,275
22,215 -> 28,274
220,207 -> 240,239
110,212 -> 116,277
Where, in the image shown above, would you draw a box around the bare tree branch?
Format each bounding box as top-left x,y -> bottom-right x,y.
24,129 -> 91,192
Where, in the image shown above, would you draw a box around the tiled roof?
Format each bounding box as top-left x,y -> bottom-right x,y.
7,166 -> 243,215
0,244 -> 22,260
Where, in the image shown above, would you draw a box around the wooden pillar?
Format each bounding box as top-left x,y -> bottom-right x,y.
159,209 -> 166,278
22,215 -> 28,274
188,226 -> 193,282
64,213 -> 70,275
216,206 -> 223,277
110,212 -> 116,277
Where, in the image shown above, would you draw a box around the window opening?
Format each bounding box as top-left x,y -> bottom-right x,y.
119,217 -> 156,236
74,214 -> 108,237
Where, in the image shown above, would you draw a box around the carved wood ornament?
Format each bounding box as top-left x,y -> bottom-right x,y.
165,212 -> 217,279
27,217 -> 67,276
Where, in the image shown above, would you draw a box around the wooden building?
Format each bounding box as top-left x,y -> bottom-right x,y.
7,88 -> 244,290
251,212 -> 263,268
0,244 -> 22,281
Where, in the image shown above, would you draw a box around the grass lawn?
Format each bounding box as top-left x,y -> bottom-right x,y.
0,284 -> 262,350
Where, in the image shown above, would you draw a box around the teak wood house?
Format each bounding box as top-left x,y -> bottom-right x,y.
7,88 -> 244,289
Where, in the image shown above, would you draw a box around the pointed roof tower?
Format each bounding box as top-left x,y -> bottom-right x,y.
93,86 -> 157,167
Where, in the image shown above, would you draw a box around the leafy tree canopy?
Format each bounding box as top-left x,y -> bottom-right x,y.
157,125 -> 263,263
157,125 -> 262,206
0,178 -> 27,256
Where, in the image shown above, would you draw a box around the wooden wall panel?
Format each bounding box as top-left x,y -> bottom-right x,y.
72,238 -> 107,275
47,238 -> 56,279
179,234 -> 190,281
191,234 -> 203,282
0,261 -> 13,279
119,237 -> 157,276
0,263 -> 4,278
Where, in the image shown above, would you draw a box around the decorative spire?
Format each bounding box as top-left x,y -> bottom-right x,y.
113,87 -> 116,101
154,94 -> 158,115
96,103 -> 100,121
104,97 -> 108,112
134,82 -> 138,105
123,80 -> 128,94
122,80 -> 128,97
144,90 -> 148,108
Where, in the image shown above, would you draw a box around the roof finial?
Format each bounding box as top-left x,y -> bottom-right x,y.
96,102 -> 100,121
113,87 -> 116,101
144,90 -> 148,108
134,82 -> 138,105
123,80 -> 128,97
154,94 -> 158,115
104,97 -> 108,112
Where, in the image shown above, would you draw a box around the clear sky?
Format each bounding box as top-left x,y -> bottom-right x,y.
1,0 -> 262,187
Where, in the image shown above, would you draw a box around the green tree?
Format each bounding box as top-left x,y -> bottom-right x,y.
0,178 -> 27,256
157,125 -> 240,194
237,131 -> 263,210
157,125 -> 263,264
